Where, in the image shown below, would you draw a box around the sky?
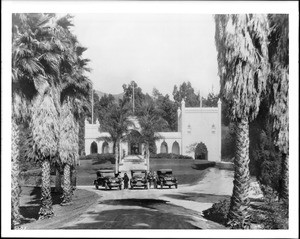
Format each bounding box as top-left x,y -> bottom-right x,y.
71,13 -> 219,98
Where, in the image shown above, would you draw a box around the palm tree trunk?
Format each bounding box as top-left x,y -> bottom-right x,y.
71,166 -> 77,193
55,166 -> 62,193
228,118 -> 251,229
11,118 -> 21,229
114,141 -> 119,174
39,158 -> 54,219
62,163 -> 72,205
145,143 -> 150,171
280,153 -> 289,202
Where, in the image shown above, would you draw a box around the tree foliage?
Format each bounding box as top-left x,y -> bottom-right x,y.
172,81 -> 200,107
215,14 -> 270,122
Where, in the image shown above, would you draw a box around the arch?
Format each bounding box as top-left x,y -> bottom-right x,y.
102,141 -> 109,154
90,141 -> 98,154
127,130 -> 143,155
195,142 -> 208,160
160,141 -> 168,154
171,141 -> 180,155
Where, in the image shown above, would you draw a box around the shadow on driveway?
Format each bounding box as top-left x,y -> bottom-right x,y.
61,198 -> 202,229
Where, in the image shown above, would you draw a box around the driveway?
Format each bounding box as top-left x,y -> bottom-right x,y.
61,168 -> 233,229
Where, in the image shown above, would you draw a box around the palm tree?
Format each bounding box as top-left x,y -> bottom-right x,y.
55,15 -> 92,204
137,100 -> 168,170
214,14 -> 270,228
12,13 -> 74,220
30,86 -> 60,219
58,99 -> 79,204
98,99 -> 134,173
267,14 -> 289,202
11,13 -> 60,225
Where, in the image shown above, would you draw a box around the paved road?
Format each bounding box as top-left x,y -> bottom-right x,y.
60,168 -> 233,229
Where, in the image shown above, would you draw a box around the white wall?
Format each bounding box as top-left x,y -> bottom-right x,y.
84,100 -> 221,161
179,101 -> 221,162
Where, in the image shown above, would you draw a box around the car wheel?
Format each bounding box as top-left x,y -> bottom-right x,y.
169,185 -> 171,189
161,184 -> 163,189
95,184 -> 99,190
105,183 -> 108,190
145,185 -> 148,189
119,185 -> 122,190
175,184 -> 178,189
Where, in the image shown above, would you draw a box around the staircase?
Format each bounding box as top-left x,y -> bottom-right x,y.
118,155 -> 147,177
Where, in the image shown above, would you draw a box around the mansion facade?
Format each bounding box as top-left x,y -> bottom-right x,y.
85,99 -> 222,163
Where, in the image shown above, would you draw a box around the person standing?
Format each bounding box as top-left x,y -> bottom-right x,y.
123,173 -> 129,189
147,171 -> 153,188
153,171 -> 157,189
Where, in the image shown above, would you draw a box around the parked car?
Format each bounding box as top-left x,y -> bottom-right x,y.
94,169 -> 122,190
156,169 -> 178,189
130,170 -> 148,189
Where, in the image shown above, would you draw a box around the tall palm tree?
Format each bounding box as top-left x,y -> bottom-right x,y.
215,14 -> 270,228
12,13 -> 72,220
11,13 -> 60,225
267,14 -> 289,202
98,99 -> 134,173
58,99 -> 79,204
137,100 -> 168,170
30,85 -> 60,219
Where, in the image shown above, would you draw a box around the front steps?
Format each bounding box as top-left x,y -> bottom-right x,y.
118,155 -> 147,177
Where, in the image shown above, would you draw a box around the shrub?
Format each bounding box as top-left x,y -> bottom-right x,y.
150,153 -> 193,159
202,199 -> 230,226
251,200 -> 288,229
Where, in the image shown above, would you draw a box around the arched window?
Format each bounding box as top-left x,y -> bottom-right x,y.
194,142 -> 208,160
90,141 -> 98,154
102,142 -> 109,154
160,141 -> 168,154
171,141 -> 180,155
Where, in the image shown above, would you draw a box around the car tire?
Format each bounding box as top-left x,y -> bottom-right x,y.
175,184 -> 178,189
95,184 -> 99,190
161,184 -> 163,189
145,185 -> 148,189
169,186 -> 171,189
105,183 -> 108,190
119,185 -> 122,190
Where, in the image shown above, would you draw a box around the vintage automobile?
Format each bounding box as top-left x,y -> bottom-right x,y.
130,170 -> 148,189
156,169 -> 178,189
94,169 -> 122,190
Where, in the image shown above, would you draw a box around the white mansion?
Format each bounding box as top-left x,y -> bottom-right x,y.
84,98 -> 222,166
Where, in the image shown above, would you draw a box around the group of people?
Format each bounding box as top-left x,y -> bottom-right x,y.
147,171 -> 158,189
121,171 -> 158,189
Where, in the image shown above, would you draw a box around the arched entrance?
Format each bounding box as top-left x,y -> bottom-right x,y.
172,141 -> 180,155
195,142 -> 208,160
127,130 -> 143,155
90,141 -> 98,154
102,141 -> 109,154
160,141 -> 168,154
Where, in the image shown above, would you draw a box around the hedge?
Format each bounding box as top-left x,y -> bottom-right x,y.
150,153 -> 193,159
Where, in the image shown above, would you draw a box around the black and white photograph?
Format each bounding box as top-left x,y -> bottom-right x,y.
1,0 -> 299,238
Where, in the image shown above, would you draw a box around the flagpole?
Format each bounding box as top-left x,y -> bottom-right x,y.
132,81 -> 135,114
92,85 -> 94,124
